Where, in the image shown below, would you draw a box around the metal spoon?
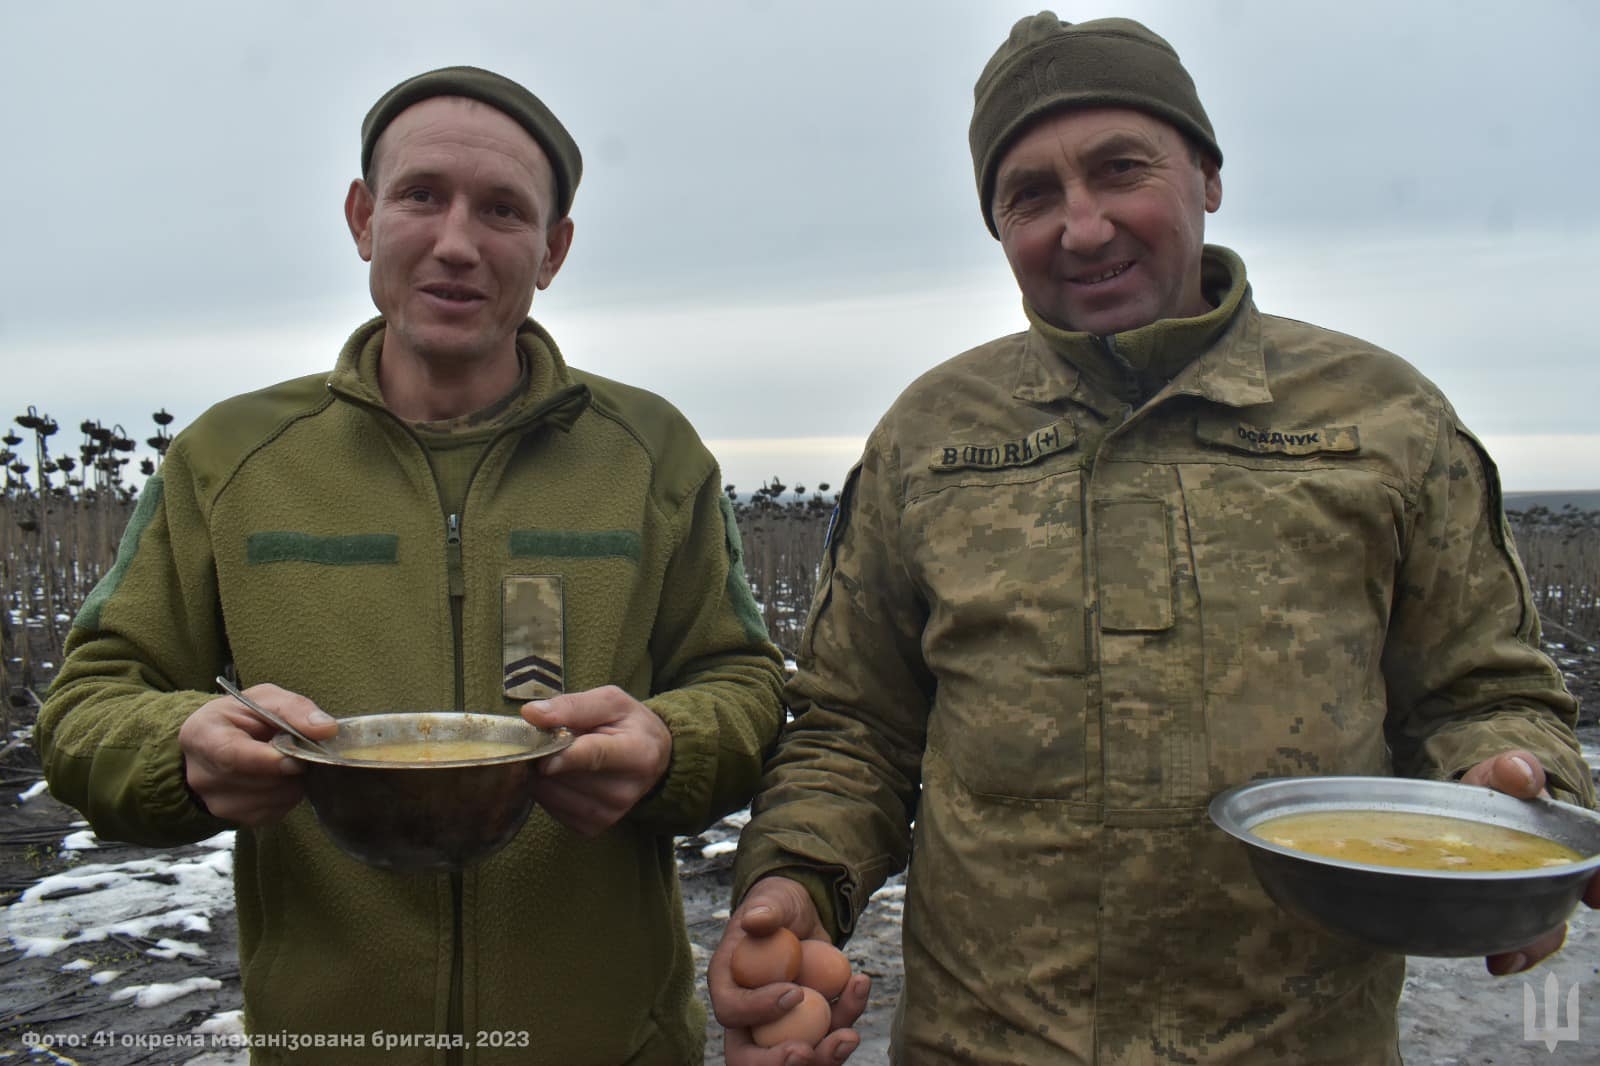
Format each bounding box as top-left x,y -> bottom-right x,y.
215,675 -> 336,757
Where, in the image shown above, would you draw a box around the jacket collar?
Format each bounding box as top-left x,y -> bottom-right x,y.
1012,245 -> 1272,413
326,317 -> 592,433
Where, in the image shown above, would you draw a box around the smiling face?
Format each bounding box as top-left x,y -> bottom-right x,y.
344,96 -> 573,382
991,107 -> 1221,336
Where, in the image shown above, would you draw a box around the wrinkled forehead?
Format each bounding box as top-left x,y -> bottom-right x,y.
369,96 -> 558,202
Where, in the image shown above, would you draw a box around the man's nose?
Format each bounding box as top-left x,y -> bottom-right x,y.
432,198 -> 480,265
1059,188 -> 1114,254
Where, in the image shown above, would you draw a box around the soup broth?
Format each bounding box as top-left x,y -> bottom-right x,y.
1253,810 -> 1583,872
345,739 -> 530,764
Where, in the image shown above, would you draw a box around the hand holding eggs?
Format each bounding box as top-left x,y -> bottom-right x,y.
730,929 -> 855,1049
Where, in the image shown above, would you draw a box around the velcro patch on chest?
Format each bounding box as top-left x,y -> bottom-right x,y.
1198,420 -> 1361,457
930,418 -> 1077,472
503,575 -> 565,700
246,531 -> 399,565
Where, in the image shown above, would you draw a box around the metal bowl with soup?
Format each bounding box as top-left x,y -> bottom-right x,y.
272,712 -> 572,873
1208,776 -> 1600,957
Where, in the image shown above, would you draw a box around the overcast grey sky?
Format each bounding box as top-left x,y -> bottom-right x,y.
4,0 -> 1597,491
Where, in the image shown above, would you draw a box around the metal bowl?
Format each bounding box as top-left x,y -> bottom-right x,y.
272,712 -> 572,873
1209,776 -> 1600,957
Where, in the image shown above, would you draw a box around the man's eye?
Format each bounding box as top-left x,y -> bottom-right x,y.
405,188 -> 433,203
1104,158 -> 1142,177
491,204 -> 521,220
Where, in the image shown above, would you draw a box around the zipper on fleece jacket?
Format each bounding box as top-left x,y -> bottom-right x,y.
444,512 -> 467,1065
327,380 -> 591,1063
446,512 -> 465,713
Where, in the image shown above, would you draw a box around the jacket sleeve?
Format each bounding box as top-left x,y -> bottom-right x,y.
1382,415 -> 1594,806
628,464 -> 787,837
36,452 -> 235,847
731,428 -> 934,941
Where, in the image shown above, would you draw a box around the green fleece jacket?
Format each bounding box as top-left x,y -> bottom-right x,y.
38,317 -> 785,1065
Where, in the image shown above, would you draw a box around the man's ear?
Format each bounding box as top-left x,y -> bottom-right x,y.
1203,159 -> 1223,214
345,179 -> 375,262
536,216 -> 576,290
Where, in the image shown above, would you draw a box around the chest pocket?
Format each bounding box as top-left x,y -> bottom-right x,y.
906,463 -> 1092,799
1177,451 -> 1399,781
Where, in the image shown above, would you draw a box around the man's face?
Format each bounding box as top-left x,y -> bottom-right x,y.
991,107 -> 1221,336
344,96 -> 573,369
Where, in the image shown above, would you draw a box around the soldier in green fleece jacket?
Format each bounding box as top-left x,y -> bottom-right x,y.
37,66 -> 785,1064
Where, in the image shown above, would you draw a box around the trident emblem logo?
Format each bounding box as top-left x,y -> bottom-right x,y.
1523,973 -> 1581,1052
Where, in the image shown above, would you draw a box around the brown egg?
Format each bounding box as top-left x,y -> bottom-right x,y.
797,939 -> 852,1000
730,927 -> 802,988
751,986 -> 831,1048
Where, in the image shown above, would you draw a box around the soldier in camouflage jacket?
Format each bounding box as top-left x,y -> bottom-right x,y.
710,13 -> 1598,1066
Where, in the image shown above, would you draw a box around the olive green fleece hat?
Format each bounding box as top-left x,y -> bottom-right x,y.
361,65 -> 582,221
970,12 -> 1221,236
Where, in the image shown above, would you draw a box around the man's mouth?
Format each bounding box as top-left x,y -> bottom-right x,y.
1070,261 -> 1134,285
421,284 -> 485,303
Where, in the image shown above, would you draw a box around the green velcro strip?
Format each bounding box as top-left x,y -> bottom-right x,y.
247,532 -> 399,565
75,474 -> 166,631
719,495 -> 770,644
509,529 -> 641,562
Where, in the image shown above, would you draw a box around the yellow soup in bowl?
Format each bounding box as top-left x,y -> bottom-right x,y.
1253,810 -> 1583,872
344,739 -> 531,764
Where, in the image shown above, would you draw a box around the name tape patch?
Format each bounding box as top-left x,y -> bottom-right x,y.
1199,421 -> 1361,456
932,419 -> 1077,472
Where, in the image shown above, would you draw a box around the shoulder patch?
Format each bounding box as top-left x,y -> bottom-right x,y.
798,463 -> 862,663
74,474 -> 165,632
718,494 -> 770,644
931,418 -> 1077,472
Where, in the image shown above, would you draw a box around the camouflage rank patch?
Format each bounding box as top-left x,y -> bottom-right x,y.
502,575 -> 565,700
1197,418 -> 1361,456
931,418 -> 1077,471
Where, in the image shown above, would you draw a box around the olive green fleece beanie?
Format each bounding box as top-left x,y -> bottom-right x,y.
361,65 -> 582,221
970,12 -> 1221,236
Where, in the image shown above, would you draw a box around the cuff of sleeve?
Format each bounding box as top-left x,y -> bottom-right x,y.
49,701 -> 234,847
141,712 -> 236,840
625,689 -> 714,834
1420,714 -> 1598,810
732,832 -> 871,943
743,866 -> 855,944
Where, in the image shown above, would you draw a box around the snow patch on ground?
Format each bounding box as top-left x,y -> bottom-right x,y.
109,976 -> 223,1008
61,829 -> 99,850
700,839 -> 737,859
147,937 -> 207,960
4,833 -> 235,959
